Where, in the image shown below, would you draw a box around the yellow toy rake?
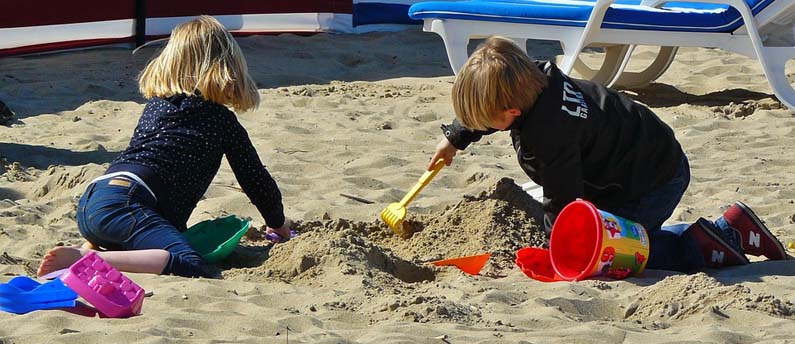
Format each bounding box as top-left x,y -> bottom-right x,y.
380,159 -> 445,236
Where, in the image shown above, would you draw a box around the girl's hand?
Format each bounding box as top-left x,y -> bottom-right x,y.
266,223 -> 292,243
429,137 -> 458,170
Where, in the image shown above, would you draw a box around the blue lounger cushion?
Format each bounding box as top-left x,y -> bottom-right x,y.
409,0 -> 775,33
352,0 -> 727,26
473,0 -> 726,11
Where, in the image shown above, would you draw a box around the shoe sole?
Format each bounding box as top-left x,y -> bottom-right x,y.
733,201 -> 789,260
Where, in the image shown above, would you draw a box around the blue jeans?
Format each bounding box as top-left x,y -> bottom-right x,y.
76,176 -> 209,277
612,154 -> 704,272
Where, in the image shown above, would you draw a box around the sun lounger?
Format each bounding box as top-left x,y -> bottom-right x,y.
409,0 -> 795,109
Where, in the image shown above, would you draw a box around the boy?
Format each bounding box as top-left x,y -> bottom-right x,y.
429,36 -> 788,271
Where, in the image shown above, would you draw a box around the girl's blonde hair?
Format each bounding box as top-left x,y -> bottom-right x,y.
139,15 -> 259,112
452,36 -> 548,130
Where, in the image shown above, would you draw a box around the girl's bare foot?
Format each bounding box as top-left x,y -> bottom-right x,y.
81,241 -> 99,250
37,246 -> 90,276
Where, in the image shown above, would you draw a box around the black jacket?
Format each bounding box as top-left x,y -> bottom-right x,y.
442,61 -> 682,217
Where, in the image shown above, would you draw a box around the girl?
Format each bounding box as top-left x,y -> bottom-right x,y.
37,15 -> 290,278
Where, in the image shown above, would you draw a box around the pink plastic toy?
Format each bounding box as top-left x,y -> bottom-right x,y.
60,252 -> 145,318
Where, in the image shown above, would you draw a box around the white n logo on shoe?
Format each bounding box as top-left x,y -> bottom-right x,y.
748,231 -> 761,248
711,250 -> 725,264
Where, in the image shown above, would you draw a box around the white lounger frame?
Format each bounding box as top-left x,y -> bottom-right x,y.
422,0 -> 795,109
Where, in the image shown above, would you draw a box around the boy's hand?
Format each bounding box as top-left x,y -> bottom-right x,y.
429,137 -> 458,170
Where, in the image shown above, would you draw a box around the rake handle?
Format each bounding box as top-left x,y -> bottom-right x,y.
398,159 -> 445,207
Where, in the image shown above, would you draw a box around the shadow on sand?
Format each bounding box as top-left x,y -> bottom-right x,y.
0,142 -> 119,168
622,83 -> 776,108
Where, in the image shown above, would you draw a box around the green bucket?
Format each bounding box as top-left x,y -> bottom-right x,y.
183,215 -> 251,263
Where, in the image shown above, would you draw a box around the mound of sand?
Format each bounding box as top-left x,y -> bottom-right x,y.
375,177 -> 547,272
217,179 -> 548,326
625,273 -> 795,324
223,178 -> 546,285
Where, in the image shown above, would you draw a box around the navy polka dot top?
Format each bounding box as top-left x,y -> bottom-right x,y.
106,94 -> 285,230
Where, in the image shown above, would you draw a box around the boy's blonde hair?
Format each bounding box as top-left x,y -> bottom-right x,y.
452,36 -> 548,130
139,15 -> 259,112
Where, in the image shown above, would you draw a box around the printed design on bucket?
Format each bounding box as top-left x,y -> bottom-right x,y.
597,246 -> 616,276
634,223 -> 649,247
605,219 -> 621,239
635,252 -> 646,265
592,212 -> 650,279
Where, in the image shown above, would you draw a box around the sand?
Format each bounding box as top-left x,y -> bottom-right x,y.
2,28 -> 795,343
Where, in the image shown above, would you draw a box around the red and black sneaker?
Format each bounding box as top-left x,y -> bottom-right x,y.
719,201 -> 788,261
687,218 -> 750,268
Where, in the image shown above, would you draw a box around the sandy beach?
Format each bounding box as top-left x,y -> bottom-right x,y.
2,28 -> 795,343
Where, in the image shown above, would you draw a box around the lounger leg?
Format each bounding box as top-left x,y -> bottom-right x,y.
557,31 -> 597,75
567,44 -> 631,86
757,47 -> 795,110
426,20 -> 472,75
606,45 -> 636,88
611,46 -> 678,88
559,46 -> 584,75
559,0 -> 616,76
716,0 -> 795,110
443,33 -> 472,76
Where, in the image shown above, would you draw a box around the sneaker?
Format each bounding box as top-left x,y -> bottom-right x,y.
0,100 -> 13,125
687,218 -> 750,268
719,201 -> 788,260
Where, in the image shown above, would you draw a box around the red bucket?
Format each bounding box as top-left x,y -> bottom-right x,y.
549,199 -> 650,281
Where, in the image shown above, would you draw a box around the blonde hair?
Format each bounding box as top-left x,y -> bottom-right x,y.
452,36 -> 548,130
139,15 -> 259,112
